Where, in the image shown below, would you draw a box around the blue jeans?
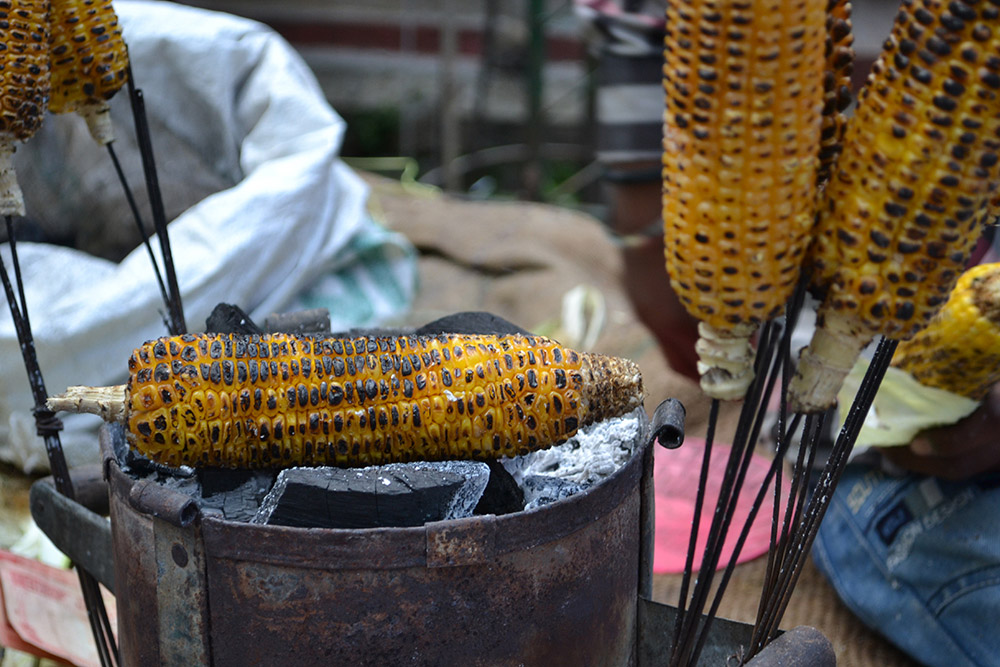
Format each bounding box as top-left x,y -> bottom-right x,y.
813,456 -> 1000,667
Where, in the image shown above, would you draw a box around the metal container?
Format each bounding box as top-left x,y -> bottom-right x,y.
100,424 -> 656,666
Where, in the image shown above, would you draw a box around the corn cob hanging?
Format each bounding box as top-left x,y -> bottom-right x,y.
48,0 -> 128,145
0,0 -> 50,216
892,262 -> 1000,400
817,0 -> 854,188
790,0 -> 1000,413
48,332 -> 645,469
661,0 -> 829,400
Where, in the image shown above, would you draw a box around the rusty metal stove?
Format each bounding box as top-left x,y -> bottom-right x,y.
30,402 -> 834,666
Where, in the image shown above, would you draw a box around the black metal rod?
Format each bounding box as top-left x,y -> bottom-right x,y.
671,319 -> 782,664
1,227 -> 119,667
756,338 -> 897,649
688,321 -> 791,665
670,398 -> 719,657
106,142 -> 171,313
125,68 -> 185,335
4,216 -> 30,331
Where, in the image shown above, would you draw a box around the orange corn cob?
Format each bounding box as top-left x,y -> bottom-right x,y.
0,0 -> 50,215
48,0 -> 128,145
661,0 -> 828,399
790,0 -> 1000,412
892,262 -> 1000,400
50,332 -> 645,469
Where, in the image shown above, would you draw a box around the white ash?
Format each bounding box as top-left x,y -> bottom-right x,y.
504,407 -> 648,509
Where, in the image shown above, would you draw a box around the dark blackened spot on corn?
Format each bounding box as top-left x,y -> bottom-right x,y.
564,416 -> 578,433
441,368 -> 452,386
365,379 -> 378,400
895,302 -> 916,320
913,6 -> 935,24
415,374 -> 427,391
153,414 -> 167,431
222,360 -> 234,385
981,71 -> 1000,89
153,340 -> 168,359
948,0 -> 977,22
402,379 -> 414,398
412,405 -> 422,427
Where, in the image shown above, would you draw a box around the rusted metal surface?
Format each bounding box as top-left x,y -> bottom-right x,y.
638,597 -> 759,666
200,441 -> 646,666
29,470 -> 115,593
101,421 -> 648,666
744,626 -> 835,667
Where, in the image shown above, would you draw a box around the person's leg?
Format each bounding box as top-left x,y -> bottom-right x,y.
813,455 -> 1000,667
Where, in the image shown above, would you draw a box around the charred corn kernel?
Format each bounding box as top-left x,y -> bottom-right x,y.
790,0 -> 1000,413
661,0 -> 827,400
892,263 -> 1000,400
0,0 -> 50,216
122,332 -> 644,469
817,0 -> 854,188
48,0 -> 128,145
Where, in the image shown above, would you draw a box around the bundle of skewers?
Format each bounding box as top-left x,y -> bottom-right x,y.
661,0 -> 1000,662
1,2 -> 186,665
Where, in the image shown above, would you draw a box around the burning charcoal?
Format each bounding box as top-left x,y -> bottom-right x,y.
521,475 -> 587,511
473,459 -> 525,516
253,461 -> 490,529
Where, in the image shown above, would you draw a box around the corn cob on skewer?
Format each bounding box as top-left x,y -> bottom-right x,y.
0,0 -> 50,215
817,0 -> 855,188
790,0 -> 1000,413
661,0 -> 828,400
48,0 -> 128,145
892,262 -> 1000,400
48,332 -> 645,469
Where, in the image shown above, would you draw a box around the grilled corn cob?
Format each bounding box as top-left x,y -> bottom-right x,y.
790,0 -> 1000,412
818,0 -> 854,188
661,0 -> 828,400
47,0 -> 128,145
48,332 -> 645,469
0,0 -> 50,215
892,262 -> 1000,400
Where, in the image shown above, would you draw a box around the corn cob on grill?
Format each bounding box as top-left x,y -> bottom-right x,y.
790,0 -> 1000,412
892,262 -> 1000,400
48,0 -> 128,145
49,332 -> 645,469
661,0 -> 828,400
0,0 -> 50,215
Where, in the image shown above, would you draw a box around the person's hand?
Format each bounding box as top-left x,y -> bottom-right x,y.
879,384 -> 1000,481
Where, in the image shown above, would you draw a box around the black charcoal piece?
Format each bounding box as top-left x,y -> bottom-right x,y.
521,475 -> 587,510
262,309 -> 332,335
254,461 -> 490,529
474,459 -> 525,516
205,303 -> 263,335
415,311 -> 531,337
196,469 -> 277,522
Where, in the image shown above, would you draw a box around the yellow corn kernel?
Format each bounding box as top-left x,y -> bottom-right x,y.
123,332 -> 644,469
48,0 -> 128,144
662,0 -> 827,400
0,0 -> 51,216
892,262 -> 1000,400
790,0 -> 1000,413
